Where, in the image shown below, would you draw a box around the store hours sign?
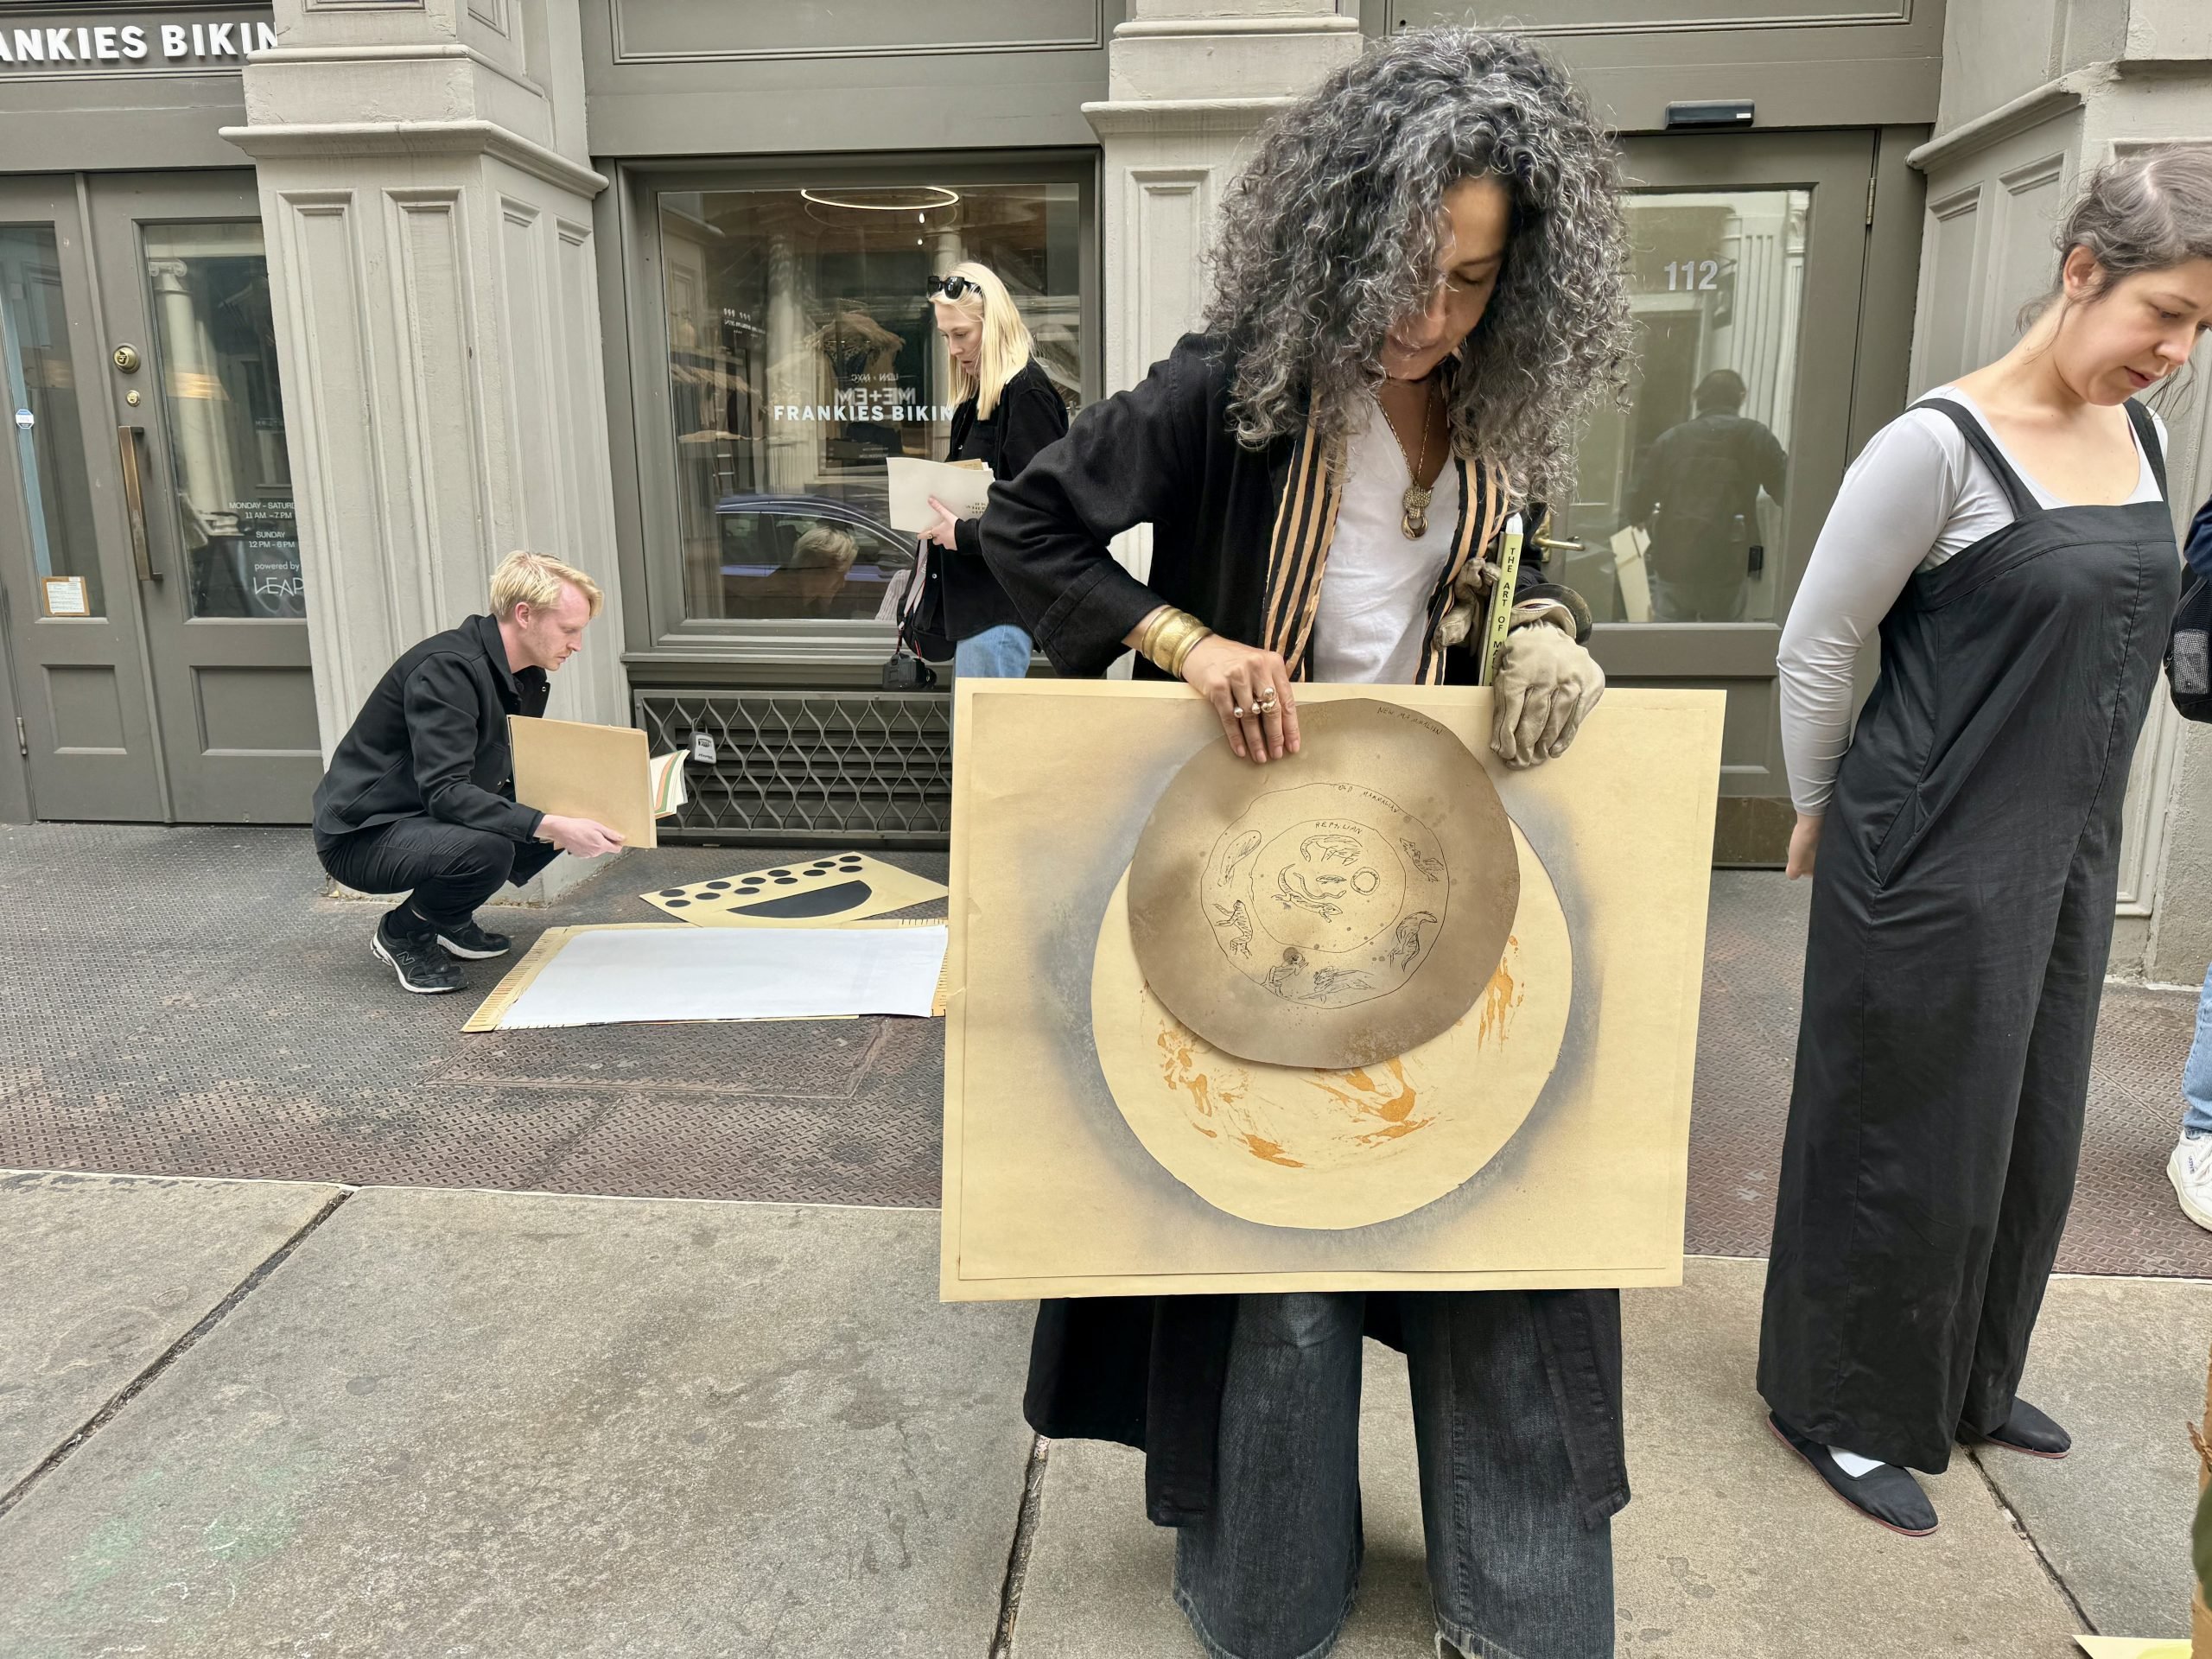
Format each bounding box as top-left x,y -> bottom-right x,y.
0,11 -> 278,73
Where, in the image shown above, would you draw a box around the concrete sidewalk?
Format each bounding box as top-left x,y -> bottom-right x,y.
2,1170 -> 2203,1657
2,823 -> 2204,1280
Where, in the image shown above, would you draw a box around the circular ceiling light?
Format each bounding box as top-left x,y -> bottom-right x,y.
799,186 -> 960,213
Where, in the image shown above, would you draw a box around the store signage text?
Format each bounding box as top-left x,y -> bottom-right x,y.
772,403 -> 962,423
0,18 -> 278,69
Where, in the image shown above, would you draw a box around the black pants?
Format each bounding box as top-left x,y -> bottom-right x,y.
317,817 -> 559,934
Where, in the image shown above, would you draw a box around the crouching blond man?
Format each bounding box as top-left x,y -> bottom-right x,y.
313,551 -> 622,995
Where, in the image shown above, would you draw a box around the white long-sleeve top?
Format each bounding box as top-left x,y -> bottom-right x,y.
1777,388 -> 2166,815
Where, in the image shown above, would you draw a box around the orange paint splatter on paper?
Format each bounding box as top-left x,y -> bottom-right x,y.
1243,1133 -> 1304,1167
1155,1014 -> 1240,1138
1477,937 -> 1525,1048
1307,1057 -> 1435,1146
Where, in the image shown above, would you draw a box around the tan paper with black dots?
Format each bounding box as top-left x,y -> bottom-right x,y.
639,852 -> 946,929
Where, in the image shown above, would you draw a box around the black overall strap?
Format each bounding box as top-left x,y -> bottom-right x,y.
1911,397 -> 2040,522
2123,397 -> 2169,504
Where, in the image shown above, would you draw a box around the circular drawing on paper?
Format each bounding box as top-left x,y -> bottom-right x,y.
1092,817 -> 1573,1230
1128,699 -> 1519,1070
1205,783 -> 1445,1011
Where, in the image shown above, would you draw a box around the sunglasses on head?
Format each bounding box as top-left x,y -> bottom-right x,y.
926,275 -> 983,302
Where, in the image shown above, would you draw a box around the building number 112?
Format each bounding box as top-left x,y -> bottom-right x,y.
1666,260 -> 1722,291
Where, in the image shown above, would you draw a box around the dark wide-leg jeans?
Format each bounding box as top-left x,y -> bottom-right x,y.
318,816 -> 559,933
1173,1292 -> 1614,1659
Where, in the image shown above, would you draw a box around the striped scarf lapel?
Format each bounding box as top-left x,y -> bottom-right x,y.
1259,420 -> 1344,680
1260,413 -> 1510,684
1419,454 -> 1508,684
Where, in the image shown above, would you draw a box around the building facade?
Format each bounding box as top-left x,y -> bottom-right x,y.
0,0 -> 2206,972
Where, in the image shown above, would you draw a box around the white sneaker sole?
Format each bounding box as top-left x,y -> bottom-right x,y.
372,933 -> 461,994
435,933 -> 510,961
2170,1147 -> 2212,1233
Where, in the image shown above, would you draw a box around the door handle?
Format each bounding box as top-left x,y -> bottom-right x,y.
117,425 -> 159,582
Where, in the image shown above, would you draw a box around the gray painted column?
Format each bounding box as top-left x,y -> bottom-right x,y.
225,0 -> 629,897
1083,0 -> 1359,595
1085,2 -> 1360,400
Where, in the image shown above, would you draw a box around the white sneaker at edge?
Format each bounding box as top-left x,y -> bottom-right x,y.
2169,1133 -> 2212,1232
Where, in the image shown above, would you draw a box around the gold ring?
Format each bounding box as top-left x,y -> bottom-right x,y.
1256,692 -> 1279,709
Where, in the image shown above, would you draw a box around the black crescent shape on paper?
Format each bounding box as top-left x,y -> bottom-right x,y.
729,879 -> 874,918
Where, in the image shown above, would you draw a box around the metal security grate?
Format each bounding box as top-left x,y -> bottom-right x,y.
635,690 -> 951,846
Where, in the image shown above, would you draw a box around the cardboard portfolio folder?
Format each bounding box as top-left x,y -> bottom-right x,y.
509,716 -> 683,851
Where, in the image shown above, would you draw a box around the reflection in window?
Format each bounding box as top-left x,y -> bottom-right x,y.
658,181 -> 1084,625
143,222 -> 302,620
1562,189 -> 1809,625
0,226 -> 104,616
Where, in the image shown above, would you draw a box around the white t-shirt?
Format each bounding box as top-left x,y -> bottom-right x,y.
1777,388 -> 2167,814
1309,403 -> 1461,686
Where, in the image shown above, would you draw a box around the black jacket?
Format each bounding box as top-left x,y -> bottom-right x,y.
944,357 -> 1071,641
1625,410 -> 1788,580
981,335 -> 1627,1531
311,613 -> 549,849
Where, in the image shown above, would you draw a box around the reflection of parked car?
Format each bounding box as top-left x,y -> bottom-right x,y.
712,493 -> 913,620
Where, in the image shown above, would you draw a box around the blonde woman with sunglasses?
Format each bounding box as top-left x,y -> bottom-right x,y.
921,264 -> 1069,677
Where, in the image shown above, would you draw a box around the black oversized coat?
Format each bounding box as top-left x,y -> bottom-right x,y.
943,357 -> 1071,641
980,335 -> 1628,1530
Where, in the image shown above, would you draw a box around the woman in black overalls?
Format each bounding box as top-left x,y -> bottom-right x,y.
1759,148 -> 2212,1535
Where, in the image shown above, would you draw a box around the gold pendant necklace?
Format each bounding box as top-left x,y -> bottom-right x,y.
1389,379 -> 1440,540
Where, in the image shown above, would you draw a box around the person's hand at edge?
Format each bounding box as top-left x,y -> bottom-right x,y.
924,497 -> 961,550
1786,812 -> 1821,880
1185,635 -> 1299,765
537,815 -> 625,858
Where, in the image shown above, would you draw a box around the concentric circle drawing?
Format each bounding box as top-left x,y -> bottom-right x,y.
1091,820 -> 1572,1230
1128,700 -> 1518,1069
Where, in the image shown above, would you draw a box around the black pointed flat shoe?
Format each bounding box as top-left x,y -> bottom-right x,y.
1967,1398 -> 2070,1459
1767,1413 -> 1938,1535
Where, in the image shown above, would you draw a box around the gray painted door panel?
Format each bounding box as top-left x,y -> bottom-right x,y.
0,175 -> 167,821
88,171 -> 315,823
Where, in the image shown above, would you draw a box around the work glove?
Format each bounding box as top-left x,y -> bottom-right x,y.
1491,618 -> 1604,768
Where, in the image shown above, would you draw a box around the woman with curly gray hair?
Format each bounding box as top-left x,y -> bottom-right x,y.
982,26 -> 1634,1659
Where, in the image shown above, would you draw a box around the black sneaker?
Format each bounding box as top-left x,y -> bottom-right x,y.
1767,1413 -> 1937,1535
372,920 -> 464,994
434,918 -> 512,960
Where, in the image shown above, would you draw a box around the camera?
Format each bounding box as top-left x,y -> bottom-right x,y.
880,652 -> 938,690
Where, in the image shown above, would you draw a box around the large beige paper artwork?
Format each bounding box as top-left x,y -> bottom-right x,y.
940,681 -> 1725,1301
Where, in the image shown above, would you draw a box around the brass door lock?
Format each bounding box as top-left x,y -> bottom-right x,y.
111,344 -> 140,372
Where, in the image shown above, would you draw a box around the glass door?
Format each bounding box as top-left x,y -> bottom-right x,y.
0,175 -> 168,821
1567,130 -> 1878,808
87,172 -> 315,823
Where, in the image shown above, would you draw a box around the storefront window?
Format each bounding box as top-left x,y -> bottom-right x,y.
657,181 -> 1084,626
1560,188 -> 1810,626
0,226 -> 104,617
142,221 -> 302,620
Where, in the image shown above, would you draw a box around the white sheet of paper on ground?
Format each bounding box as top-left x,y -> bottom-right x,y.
885,455 -> 992,533
2073,1638 -> 2191,1658
490,924 -> 948,1029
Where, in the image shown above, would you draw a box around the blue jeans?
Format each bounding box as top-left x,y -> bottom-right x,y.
1173,1293 -> 1614,1659
954,623 -> 1032,678
2186,958 -> 2212,1136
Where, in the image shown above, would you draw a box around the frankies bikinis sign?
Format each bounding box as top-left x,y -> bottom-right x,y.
0,10 -> 277,74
